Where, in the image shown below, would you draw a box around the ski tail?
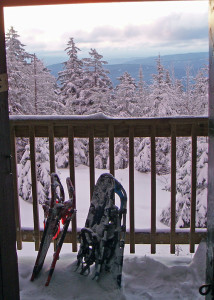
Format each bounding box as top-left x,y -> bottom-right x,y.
45,217 -> 71,286
30,213 -> 56,281
45,177 -> 76,286
31,174 -> 75,284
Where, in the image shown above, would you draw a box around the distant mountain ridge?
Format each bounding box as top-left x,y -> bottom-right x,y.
47,52 -> 208,87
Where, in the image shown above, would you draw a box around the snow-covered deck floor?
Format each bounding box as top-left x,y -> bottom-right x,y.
17,167 -> 206,299
18,241 -> 205,300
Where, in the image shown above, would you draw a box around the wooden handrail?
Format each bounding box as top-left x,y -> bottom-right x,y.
10,115 -> 208,138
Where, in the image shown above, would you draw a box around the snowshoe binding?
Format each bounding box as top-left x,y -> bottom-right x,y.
31,173 -> 76,286
76,173 -> 127,287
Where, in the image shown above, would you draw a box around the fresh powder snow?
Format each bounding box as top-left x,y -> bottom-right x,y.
17,166 -> 206,299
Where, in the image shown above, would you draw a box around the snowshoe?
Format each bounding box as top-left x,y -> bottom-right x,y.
31,173 -> 76,285
76,173 -> 127,287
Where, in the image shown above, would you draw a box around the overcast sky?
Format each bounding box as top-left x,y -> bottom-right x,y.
4,1 -> 208,65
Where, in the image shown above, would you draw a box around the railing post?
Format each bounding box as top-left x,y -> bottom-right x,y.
68,125 -> 77,252
129,126 -> 135,253
190,124 -> 197,253
151,125 -> 156,254
206,0 -> 214,297
10,126 -> 22,250
109,125 -> 115,177
0,5 -> 20,299
48,125 -> 55,174
29,125 -> 40,251
170,124 -> 176,254
89,127 -> 95,200
48,125 -> 57,250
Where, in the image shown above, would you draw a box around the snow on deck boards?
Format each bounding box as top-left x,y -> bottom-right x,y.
18,241 -> 206,300
18,165 -> 206,299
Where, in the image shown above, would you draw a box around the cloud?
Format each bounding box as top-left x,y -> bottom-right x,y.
10,8 -> 208,61
59,11 -> 208,53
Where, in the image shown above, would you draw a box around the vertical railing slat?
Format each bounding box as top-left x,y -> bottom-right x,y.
151,125 -> 156,254
29,125 -> 40,251
68,125 -> 77,252
48,125 -> 55,175
89,127 -> 95,200
129,127 -> 135,253
10,126 -> 22,250
48,125 -> 57,250
170,125 -> 176,254
109,125 -> 115,177
190,124 -> 197,253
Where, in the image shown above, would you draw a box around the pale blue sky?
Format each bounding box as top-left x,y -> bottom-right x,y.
4,1 -> 208,65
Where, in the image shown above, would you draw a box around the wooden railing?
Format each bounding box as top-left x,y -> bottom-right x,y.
9,113 -> 208,254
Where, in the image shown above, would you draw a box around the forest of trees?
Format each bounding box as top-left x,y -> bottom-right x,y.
7,27 -> 208,229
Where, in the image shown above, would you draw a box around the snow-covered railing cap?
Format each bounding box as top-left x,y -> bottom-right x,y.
10,112 -> 111,121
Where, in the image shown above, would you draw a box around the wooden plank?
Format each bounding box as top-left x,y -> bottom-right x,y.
151,126 -> 156,254
10,126 -> 22,250
10,116 -> 208,139
48,125 -> 55,174
170,125 -> 176,254
20,229 -> 207,246
29,126 -> 40,251
68,126 -> 77,252
89,127 -> 95,200
48,126 -> 57,251
0,6 -> 20,298
129,127 -> 135,253
1,0 -> 197,7
108,125 -> 115,176
1,0 -> 138,6
206,0 -> 214,290
190,124 -> 197,253
0,0 -> 166,7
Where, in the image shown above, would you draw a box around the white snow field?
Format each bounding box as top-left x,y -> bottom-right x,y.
17,166 -> 206,299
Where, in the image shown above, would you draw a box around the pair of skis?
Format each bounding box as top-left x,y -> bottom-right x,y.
31,173 -> 76,286
76,173 -> 127,287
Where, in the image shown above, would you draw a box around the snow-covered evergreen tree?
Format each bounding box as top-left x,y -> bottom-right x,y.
172,78 -> 185,115
30,54 -> 62,115
18,139 -> 53,203
81,48 -> 113,115
55,138 -> 88,168
160,137 -> 208,228
137,65 -> 148,114
36,138 -> 52,203
94,138 -> 109,169
179,65 -> 194,115
18,144 -> 32,202
115,138 -> 129,169
6,26 -> 33,114
192,66 -> 208,116
148,55 -> 174,117
134,137 -> 151,173
57,37 -> 84,114
114,72 -> 138,117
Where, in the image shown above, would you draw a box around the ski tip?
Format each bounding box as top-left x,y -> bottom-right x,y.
45,275 -> 51,286
45,281 -> 50,287
30,274 -> 35,282
117,274 -> 122,287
